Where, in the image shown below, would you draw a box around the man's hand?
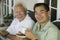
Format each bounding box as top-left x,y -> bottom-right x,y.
0,31 -> 22,40
25,29 -> 36,40
7,35 -> 22,40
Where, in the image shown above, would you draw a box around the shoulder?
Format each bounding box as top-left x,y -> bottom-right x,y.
49,22 -> 59,30
24,14 -> 35,24
48,22 -> 59,34
12,18 -> 19,23
45,22 -> 59,40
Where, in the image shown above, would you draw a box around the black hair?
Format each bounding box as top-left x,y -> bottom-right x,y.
34,3 -> 49,11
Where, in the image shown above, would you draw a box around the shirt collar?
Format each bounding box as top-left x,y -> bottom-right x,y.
38,20 -> 51,32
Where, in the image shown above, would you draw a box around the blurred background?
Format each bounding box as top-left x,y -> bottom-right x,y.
0,0 -> 60,28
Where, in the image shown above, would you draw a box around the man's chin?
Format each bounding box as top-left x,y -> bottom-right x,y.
37,20 -> 43,23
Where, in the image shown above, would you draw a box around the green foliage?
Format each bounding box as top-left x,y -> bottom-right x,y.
4,13 -> 13,19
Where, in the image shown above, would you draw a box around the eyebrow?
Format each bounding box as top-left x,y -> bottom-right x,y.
40,10 -> 46,11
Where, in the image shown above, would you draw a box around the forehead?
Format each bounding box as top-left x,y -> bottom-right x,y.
14,7 -> 26,12
35,6 -> 46,11
14,6 -> 24,9
14,4 -> 25,10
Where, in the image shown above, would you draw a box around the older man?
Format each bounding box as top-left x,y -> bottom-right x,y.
0,3 -> 35,40
25,3 -> 60,40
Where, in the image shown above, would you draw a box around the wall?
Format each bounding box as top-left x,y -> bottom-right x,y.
14,0 -> 37,11
57,0 -> 60,19
37,0 -> 44,3
14,0 -> 44,11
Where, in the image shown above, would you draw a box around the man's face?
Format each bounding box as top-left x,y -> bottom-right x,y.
14,7 -> 26,21
35,6 -> 50,23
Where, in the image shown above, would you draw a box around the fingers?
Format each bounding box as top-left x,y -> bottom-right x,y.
25,29 -> 36,40
25,29 -> 34,39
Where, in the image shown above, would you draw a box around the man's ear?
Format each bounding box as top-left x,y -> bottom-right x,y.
48,11 -> 51,18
